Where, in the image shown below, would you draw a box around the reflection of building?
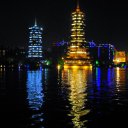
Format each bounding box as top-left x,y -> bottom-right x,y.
28,20 -> 43,59
27,70 -> 44,126
95,68 -> 115,88
64,1 -> 91,66
115,68 -> 126,92
27,70 -> 43,110
62,68 -> 91,128
113,51 -> 126,64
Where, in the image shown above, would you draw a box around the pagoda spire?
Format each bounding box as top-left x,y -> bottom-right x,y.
76,0 -> 80,12
34,18 -> 37,26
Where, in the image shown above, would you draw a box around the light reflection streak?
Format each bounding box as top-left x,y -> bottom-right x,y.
115,68 -> 125,92
96,68 -> 101,90
0,68 -> 6,90
26,70 -> 44,126
107,68 -> 115,86
62,67 -> 91,128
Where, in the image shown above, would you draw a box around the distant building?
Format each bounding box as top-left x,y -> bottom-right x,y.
28,20 -> 43,59
0,45 -> 27,66
86,41 -> 97,63
97,44 -> 115,65
14,47 -> 26,58
113,51 -> 126,64
86,42 -> 115,66
0,45 -> 6,65
0,46 -> 6,57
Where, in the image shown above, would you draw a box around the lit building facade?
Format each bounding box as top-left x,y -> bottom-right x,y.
28,21 -> 43,59
64,1 -> 91,66
113,51 -> 126,64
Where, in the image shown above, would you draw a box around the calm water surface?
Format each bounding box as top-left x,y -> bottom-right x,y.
0,67 -> 128,128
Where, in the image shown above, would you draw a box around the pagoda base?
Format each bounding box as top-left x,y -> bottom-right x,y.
64,59 -> 92,67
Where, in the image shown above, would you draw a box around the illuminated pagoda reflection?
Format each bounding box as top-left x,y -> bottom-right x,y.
64,0 -> 91,66
28,19 -> 43,60
61,68 -> 91,127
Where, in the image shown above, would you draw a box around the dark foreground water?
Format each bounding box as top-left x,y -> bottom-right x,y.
0,67 -> 128,128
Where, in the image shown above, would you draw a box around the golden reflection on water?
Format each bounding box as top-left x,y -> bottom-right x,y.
62,67 -> 92,128
115,67 -> 126,92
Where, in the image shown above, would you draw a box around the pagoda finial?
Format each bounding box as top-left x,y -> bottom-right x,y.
76,0 -> 80,12
34,18 -> 37,26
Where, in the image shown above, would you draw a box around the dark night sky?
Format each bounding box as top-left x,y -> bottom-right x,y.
0,0 -> 128,51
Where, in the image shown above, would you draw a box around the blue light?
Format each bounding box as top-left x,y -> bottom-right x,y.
98,47 -> 100,58
88,41 -> 96,47
96,68 -> 101,89
107,68 -> 111,86
26,71 -> 44,123
27,71 -> 43,110
107,68 -> 114,86
56,40 -> 68,46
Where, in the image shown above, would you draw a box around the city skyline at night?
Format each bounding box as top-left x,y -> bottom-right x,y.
0,0 -> 128,51
1,1 -> 128,127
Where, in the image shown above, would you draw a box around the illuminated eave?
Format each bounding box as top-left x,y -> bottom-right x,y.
70,51 -> 87,54
70,46 -> 79,48
71,40 -> 85,43
71,35 -> 84,37
72,23 -> 83,25
64,65 -> 92,69
71,29 -> 84,31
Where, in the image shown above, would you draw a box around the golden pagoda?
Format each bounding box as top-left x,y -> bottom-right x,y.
64,0 -> 91,66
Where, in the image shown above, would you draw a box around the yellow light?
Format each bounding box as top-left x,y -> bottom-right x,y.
70,52 -> 76,53
64,65 -> 79,69
61,67 -> 91,127
114,58 -> 126,63
72,66 -> 79,69
116,59 -> 119,62
64,65 -> 92,69
70,46 -> 79,48
77,51 -> 86,54
57,65 -> 61,70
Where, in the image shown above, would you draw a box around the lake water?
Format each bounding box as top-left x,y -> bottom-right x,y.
0,67 -> 128,128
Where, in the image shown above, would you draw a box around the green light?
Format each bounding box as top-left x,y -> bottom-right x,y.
96,60 -> 99,65
58,58 -> 64,66
121,63 -> 124,67
46,61 -> 50,66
